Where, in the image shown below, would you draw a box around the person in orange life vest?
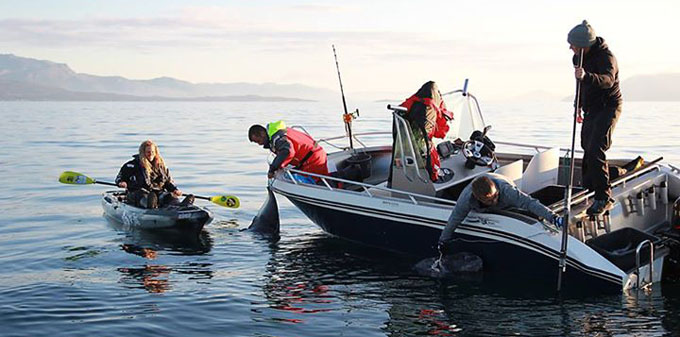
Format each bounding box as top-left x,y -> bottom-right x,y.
399,81 -> 453,181
248,121 -> 329,179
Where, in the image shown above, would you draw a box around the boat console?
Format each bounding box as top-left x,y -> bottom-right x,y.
433,140 -> 493,192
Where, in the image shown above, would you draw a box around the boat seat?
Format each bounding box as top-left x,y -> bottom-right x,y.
494,159 -> 523,187
520,147 -> 559,195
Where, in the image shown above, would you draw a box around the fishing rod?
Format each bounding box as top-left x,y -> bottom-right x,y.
332,44 -> 358,150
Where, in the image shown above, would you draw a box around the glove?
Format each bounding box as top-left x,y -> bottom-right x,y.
552,216 -> 565,229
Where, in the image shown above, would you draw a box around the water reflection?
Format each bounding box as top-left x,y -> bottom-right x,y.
256,232 -> 673,336
106,217 -> 213,255
107,219 -> 214,293
118,264 -> 172,293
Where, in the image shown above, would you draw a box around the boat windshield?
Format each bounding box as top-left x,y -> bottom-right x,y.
442,90 -> 486,141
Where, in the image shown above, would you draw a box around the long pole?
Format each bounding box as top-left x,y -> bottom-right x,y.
557,48 -> 585,292
332,45 -> 353,150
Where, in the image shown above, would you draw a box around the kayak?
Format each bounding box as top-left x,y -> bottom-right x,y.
101,190 -> 213,231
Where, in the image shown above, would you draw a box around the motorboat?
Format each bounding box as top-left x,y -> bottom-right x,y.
269,86 -> 680,293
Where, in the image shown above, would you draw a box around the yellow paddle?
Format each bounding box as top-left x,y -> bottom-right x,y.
58,171 -> 240,208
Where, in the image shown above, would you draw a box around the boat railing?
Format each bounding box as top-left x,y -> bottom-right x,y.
315,131 -> 392,151
551,157 -> 664,213
494,140 -> 584,156
280,167 -> 457,207
391,112 -> 430,183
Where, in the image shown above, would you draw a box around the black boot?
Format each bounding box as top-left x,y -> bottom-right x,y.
587,198 -> 615,215
145,192 -> 159,209
179,194 -> 195,206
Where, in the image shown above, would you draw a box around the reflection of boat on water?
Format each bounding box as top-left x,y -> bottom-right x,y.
270,86 -> 680,293
118,264 -> 173,293
108,218 -> 214,293
106,216 -> 214,255
258,234 -> 674,335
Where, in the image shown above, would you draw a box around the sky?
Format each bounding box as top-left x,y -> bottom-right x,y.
1,0 -> 678,100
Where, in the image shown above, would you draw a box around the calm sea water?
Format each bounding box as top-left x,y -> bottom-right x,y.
1,100 -> 679,336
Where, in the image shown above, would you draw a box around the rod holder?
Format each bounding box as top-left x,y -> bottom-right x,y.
647,185 -> 657,211
636,192 -> 645,216
660,180 -> 669,205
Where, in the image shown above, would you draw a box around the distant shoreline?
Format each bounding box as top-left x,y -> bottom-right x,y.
0,96 -> 315,102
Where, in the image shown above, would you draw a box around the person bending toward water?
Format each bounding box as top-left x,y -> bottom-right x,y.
115,140 -> 193,209
437,173 -> 563,254
248,121 -> 329,180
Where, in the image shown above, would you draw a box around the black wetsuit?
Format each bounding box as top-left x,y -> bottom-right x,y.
115,155 -> 178,208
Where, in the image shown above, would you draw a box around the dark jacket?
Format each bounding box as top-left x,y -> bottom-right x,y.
573,37 -> 622,113
267,129 -> 291,175
115,155 -> 177,193
438,173 -> 556,243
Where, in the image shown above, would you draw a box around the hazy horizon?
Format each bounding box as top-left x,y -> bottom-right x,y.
2,0 -> 679,100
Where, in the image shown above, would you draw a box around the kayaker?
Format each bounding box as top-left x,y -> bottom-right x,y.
248,121 -> 329,180
437,173 -> 563,255
115,140 -> 193,208
568,20 -> 623,215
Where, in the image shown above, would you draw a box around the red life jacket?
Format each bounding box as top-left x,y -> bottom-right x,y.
399,95 -> 453,139
399,95 -> 452,181
278,128 -> 328,176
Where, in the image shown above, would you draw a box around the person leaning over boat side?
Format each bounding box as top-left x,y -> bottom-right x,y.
248,121 -> 329,180
115,140 -> 193,209
568,20 -> 623,215
437,173 -> 563,254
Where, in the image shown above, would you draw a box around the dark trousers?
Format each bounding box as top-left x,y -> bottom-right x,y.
581,105 -> 622,200
127,190 -> 179,209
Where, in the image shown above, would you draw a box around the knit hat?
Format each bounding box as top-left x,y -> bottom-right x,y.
567,20 -> 596,47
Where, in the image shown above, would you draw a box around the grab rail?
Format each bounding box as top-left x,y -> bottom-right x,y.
551,158 -> 664,213
494,141 -> 585,155
635,239 -> 654,289
392,112 -> 430,183
281,167 -> 457,207
316,131 -> 392,151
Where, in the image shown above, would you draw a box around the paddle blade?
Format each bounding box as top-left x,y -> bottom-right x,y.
59,171 -> 96,185
210,195 -> 240,208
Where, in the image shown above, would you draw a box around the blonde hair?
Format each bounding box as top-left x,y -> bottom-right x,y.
138,140 -> 166,176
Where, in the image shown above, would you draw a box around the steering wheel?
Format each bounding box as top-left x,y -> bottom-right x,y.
462,139 -> 495,168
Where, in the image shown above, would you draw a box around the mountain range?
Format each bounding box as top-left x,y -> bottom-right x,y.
0,54 -> 336,101
1,53 -> 679,101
